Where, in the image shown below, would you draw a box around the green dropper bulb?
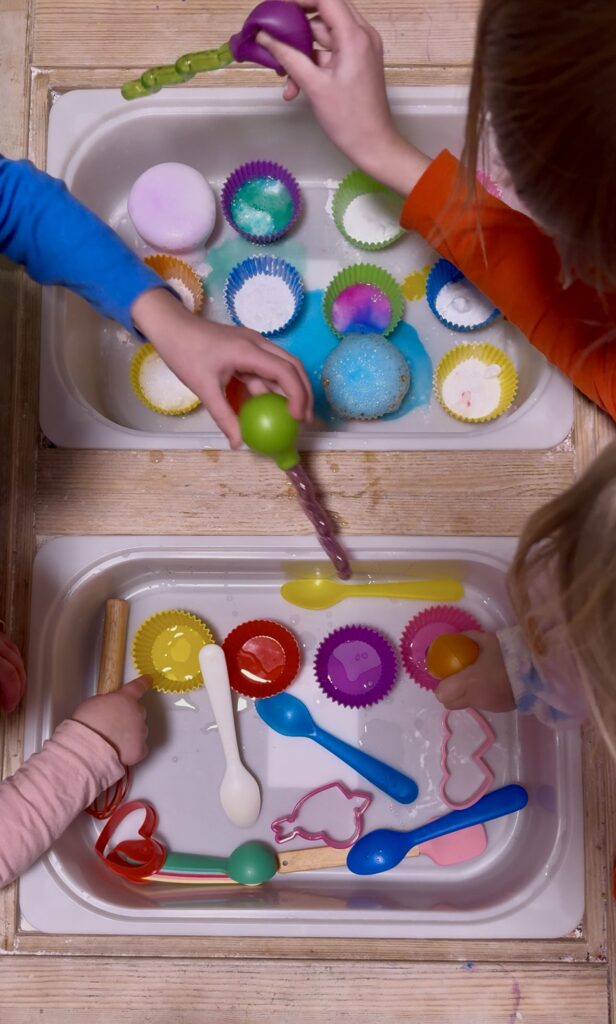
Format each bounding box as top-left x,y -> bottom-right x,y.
239,393 -> 300,471
227,842 -> 278,885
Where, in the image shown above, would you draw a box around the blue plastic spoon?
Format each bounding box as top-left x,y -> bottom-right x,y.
256,692 -> 418,804
346,783 -> 528,875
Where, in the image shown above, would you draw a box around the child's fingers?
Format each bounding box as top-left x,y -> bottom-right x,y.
242,346 -> 313,421
204,387 -> 243,449
282,51 -> 333,102
122,675 -> 152,701
311,0 -> 362,31
240,376 -> 269,398
282,0 -> 317,10
257,32 -> 320,91
283,78 -> 301,101
434,676 -> 469,709
257,340 -> 313,414
310,16 -> 334,49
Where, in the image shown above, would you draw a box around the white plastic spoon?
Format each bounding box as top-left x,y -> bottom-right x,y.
199,644 -> 261,828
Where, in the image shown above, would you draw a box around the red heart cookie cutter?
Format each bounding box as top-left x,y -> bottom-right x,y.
95,799 -> 166,882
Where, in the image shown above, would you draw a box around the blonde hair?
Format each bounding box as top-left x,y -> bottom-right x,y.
509,441 -> 616,757
463,0 -> 616,288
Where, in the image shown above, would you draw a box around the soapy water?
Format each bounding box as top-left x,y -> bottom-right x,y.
205,235 -> 307,295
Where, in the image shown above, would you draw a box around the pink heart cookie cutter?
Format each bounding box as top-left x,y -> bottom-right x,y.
271,781 -> 373,849
439,708 -> 496,810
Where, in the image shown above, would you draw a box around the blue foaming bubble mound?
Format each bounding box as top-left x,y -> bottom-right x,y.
322,334 -> 411,420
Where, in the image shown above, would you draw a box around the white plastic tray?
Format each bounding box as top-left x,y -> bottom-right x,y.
21,535 -> 583,937
41,87 -> 573,450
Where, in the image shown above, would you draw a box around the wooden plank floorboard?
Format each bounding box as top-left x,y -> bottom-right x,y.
35,449 -> 575,536
32,0 -> 481,69
0,958 -> 609,1024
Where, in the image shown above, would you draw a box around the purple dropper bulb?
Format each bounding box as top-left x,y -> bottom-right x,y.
229,0 -> 314,75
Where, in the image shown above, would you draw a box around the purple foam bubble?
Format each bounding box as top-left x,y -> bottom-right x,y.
331,283 -> 392,335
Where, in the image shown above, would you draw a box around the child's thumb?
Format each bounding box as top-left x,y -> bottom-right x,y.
434,674 -> 468,709
257,31 -> 317,90
122,675 -> 152,701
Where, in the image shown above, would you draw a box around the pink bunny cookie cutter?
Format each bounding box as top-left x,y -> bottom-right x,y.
440,708 -> 496,810
271,781 -> 373,849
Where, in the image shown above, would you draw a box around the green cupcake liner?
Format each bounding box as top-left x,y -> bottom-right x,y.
323,263 -> 405,339
332,170 -> 405,251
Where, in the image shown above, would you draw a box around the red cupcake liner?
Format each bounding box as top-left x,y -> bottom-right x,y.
222,619 -> 301,699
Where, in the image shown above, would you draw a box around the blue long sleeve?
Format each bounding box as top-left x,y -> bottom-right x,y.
0,155 -> 164,332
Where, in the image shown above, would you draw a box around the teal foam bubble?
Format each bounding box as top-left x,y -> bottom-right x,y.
273,290 -> 432,424
230,178 -> 294,238
206,236 -> 306,295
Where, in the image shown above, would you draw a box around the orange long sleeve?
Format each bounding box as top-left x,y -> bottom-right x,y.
401,150 -> 616,419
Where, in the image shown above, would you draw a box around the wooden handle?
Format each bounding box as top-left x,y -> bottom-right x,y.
97,599 -> 129,695
275,844 -> 421,874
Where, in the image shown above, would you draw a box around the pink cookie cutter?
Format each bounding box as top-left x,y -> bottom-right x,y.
440,708 -> 496,810
271,781 -> 372,849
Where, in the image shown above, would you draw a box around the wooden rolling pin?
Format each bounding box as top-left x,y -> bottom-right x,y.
85,598 -> 130,819
97,598 -> 129,694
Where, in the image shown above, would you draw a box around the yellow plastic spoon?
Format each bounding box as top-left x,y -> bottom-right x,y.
280,577 -> 464,611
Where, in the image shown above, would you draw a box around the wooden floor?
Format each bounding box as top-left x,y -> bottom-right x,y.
0,1 -> 615,1020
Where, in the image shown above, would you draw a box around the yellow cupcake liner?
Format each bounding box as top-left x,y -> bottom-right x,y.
332,170 -> 405,251
434,343 -> 518,424
144,254 -> 205,315
132,610 -> 215,693
130,344 -> 201,416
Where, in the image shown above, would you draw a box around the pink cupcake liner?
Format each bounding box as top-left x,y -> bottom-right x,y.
400,605 -> 483,692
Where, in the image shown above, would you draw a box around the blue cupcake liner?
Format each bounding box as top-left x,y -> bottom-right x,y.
426,258 -> 500,332
224,255 -> 305,337
221,160 -> 301,244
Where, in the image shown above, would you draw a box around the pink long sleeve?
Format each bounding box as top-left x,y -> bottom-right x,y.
0,719 -> 123,887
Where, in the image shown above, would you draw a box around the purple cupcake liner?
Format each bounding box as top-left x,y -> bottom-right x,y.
314,625 -> 398,708
221,160 -> 301,244
400,605 -> 483,692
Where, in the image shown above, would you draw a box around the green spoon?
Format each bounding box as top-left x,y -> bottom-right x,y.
162,842 -> 278,886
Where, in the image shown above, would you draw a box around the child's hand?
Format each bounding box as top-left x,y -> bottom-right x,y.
434,632 -> 516,713
71,676 -> 151,765
257,0 -> 429,195
132,289 -> 312,448
0,631 -> 26,714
